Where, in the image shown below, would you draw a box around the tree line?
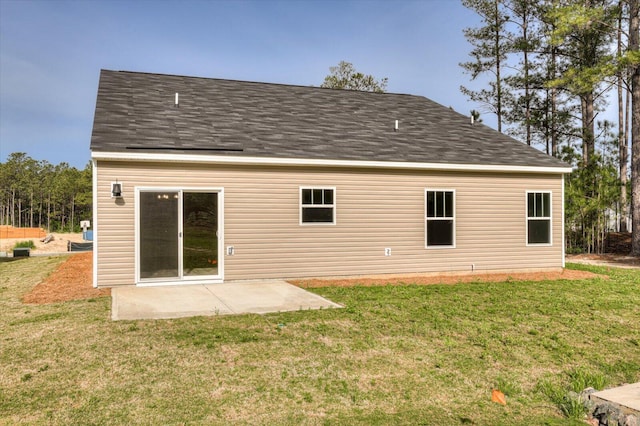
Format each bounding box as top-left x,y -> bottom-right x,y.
460,0 -> 639,254
0,152 -> 92,233
5,25 -> 639,252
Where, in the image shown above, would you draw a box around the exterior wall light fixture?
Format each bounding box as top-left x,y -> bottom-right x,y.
111,181 -> 123,198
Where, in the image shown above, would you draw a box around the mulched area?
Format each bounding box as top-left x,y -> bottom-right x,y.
22,252 -> 110,305
291,268 -> 601,289
22,252 -> 621,305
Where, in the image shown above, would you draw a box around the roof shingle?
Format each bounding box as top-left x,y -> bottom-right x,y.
90,70 -> 568,169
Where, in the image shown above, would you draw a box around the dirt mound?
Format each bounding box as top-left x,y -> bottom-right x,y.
605,232 -> 632,254
22,252 -> 110,304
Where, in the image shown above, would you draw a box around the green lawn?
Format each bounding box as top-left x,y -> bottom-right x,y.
1,257 -> 638,425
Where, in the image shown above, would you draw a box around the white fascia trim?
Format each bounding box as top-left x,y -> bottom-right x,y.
91,151 -> 573,174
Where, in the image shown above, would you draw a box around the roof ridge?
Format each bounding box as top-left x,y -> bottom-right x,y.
100,69 -> 422,99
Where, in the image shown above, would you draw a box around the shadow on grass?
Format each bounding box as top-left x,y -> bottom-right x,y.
0,257 -> 28,263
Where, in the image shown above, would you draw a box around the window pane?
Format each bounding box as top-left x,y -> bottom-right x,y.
140,192 -> 179,278
302,207 -> 334,223
435,192 -> 445,217
528,219 -> 550,244
183,192 -> 218,277
528,192 -> 551,218
444,191 -> 453,218
302,189 -> 312,205
542,193 -> 551,217
427,219 -> 453,246
426,191 -> 435,217
535,193 -> 543,217
427,191 -> 453,218
324,189 -> 333,205
312,189 -> 323,204
527,193 -> 535,217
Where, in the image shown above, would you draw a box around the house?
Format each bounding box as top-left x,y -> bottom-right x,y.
90,70 -> 572,288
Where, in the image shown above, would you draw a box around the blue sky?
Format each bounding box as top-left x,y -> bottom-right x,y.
1,0 -> 488,169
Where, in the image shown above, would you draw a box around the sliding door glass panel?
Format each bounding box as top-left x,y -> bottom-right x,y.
183,192 -> 218,277
140,191 -> 179,279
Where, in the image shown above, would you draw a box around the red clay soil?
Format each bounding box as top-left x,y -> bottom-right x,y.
22,252 -> 110,305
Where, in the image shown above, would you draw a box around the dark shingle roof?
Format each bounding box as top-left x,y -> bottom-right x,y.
90,70 -> 568,169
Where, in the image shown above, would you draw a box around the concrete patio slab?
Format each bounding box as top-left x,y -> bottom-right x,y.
112,285 -> 233,320
590,382 -> 640,416
211,280 -> 339,314
111,280 -> 341,320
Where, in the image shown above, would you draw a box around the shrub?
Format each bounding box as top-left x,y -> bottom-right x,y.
13,240 -> 35,249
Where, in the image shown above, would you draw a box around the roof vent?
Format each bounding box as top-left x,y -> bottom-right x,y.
470,114 -> 474,125
394,120 -> 399,132
174,92 -> 179,107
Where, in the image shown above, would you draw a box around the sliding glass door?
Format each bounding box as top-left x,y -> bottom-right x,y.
183,192 -> 218,277
138,189 -> 221,283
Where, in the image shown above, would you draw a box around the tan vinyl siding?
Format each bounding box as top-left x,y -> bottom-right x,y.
94,161 -> 564,287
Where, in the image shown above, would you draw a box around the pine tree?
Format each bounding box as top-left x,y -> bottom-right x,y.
503,0 -> 540,145
547,0 -> 618,165
321,61 -> 388,93
460,0 -> 512,132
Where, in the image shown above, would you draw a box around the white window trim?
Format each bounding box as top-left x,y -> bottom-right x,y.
425,189 -> 456,249
299,186 -> 336,226
526,190 -> 553,247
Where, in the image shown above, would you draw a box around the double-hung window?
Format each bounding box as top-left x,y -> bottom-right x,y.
300,187 -> 336,224
526,191 -> 551,245
425,190 -> 455,248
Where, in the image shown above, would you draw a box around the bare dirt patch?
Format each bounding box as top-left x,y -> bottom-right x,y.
567,253 -> 640,269
22,252 -> 110,304
0,232 -> 86,254
291,268 -> 602,288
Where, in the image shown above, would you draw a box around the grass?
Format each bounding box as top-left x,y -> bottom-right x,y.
1,259 -> 639,425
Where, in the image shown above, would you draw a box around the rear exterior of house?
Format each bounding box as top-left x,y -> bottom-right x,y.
90,70 -> 571,288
